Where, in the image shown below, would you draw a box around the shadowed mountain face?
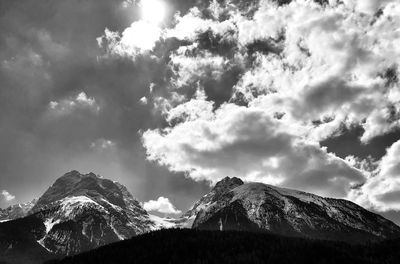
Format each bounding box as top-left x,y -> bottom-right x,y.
189,177 -> 400,242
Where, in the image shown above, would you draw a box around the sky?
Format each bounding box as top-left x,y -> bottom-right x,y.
1,0 -> 400,223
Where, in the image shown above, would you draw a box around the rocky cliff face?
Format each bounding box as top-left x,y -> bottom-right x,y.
189,177 -> 400,242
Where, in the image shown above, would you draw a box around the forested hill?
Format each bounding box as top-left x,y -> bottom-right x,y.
46,229 -> 400,264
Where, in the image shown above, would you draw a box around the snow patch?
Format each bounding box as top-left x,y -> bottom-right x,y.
59,196 -> 104,217
43,218 -> 61,233
101,198 -> 122,212
111,223 -> 125,240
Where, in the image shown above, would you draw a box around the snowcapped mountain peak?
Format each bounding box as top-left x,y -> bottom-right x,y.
189,179 -> 400,243
31,170 -> 138,213
23,170 -> 153,255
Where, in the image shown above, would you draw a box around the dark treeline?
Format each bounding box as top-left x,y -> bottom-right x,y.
46,229 -> 400,264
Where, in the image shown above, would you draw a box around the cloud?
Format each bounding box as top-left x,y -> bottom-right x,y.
143,103 -> 365,198
234,0 -> 400,143
343,0 -> 393,14
138,0 -> 400,210
98,20 -> 162,59
48,92 -> 100,115
350,140 -> 400,211
90,138 -> 116,151
143,196 -> 182,214
165,5 -> 236,41
1,190 -> 15,202
169,48 -> 228,87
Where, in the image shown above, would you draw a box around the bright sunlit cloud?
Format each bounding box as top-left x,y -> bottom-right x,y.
140,0 -> 167,25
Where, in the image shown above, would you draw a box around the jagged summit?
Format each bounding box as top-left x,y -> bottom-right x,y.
214,176 -> 244,191
32,170 -> 132,213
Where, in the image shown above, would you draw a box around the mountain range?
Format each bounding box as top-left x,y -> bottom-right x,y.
1,171 -> 400,264
0,199 -> 37,223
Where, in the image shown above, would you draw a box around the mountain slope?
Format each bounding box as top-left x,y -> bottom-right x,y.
190,177 -> 400,242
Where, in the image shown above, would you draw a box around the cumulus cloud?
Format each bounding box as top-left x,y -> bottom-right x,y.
143,196 -> 182,214
143,103 -> 365,198
48,92 -> 100,115
343,0 -> 393,14
234,0 -> 400,143
137,0 -> 400,211
98,13 -> 162,59
350,140 -> 400,211
170,48 -> 228,87
139,96 -> 148,105
1,190 -> 15,202
90,138 -> 116,151
165,6 -> 236,41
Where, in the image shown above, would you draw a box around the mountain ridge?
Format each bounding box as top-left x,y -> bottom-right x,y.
0,199 -> 37,223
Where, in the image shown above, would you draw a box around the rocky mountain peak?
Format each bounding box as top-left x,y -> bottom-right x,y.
31,171 -> 129,213
214,177 -> 244,191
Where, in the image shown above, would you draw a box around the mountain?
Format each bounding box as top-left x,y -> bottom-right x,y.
188,177 -> 400,242
45,229 -> 400,264
0,170 -> 155,261
0,199 -> 37,222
